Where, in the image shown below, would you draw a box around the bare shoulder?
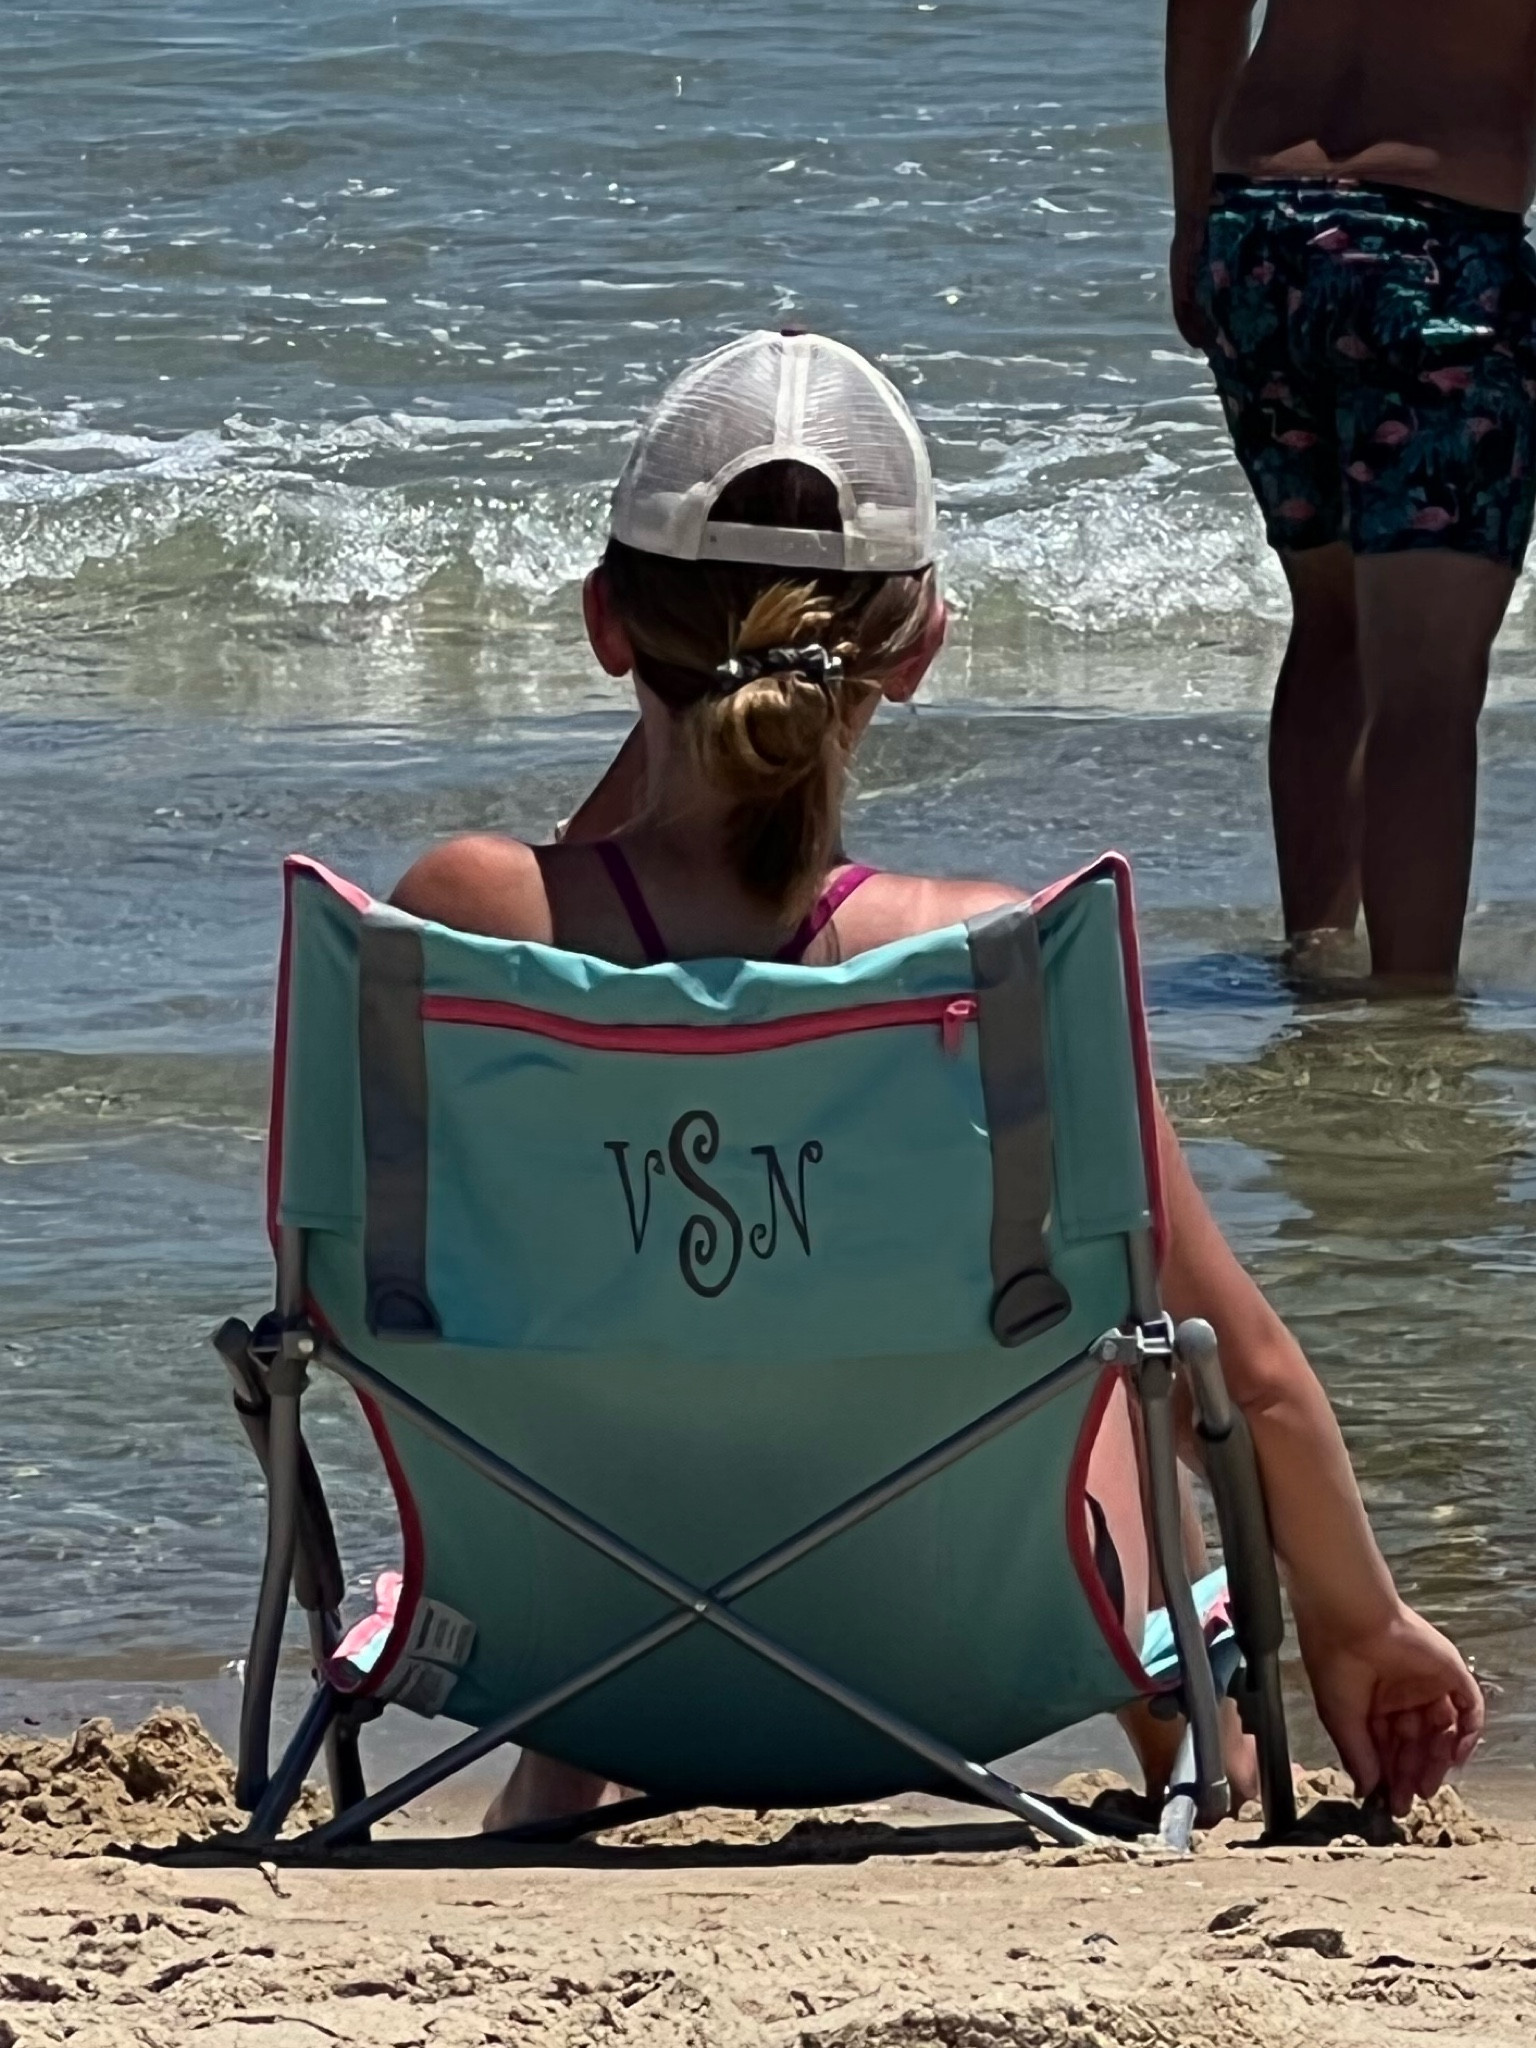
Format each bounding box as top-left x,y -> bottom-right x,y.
390,833 -> 551,941
835,870 -> 1031,957
903,874 -> 1031,925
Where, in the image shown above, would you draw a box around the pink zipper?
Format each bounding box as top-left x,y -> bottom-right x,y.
421,992 -> 979,1057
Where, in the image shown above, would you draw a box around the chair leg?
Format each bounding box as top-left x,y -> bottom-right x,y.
234,1230 -> 322,1812
1136,1345 -> 1230,1829
1157,1724 -> 1198,1852
325,1714 -> 370,1834
297,1603 -> 372,1837
236,1377 -> 302,1810
1176,1318 -> 1297,1840
1242,1655 -> 1295,1840
244,1684 -> 337,1846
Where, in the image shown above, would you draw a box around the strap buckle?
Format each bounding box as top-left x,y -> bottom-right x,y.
1090,1314 -> 1176,1371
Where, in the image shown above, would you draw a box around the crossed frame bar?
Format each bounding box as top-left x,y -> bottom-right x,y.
228,1222 -> 1265,1857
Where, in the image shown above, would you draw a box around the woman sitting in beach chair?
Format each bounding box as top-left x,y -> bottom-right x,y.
393,330 -> 1483,1835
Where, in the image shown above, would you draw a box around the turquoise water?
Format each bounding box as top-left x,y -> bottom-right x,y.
2,0 -> 1535,1767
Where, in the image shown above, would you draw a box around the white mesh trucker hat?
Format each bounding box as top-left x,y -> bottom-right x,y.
610,330 -> 936,574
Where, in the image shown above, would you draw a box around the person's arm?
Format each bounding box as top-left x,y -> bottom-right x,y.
1165,0 -> 1254,345
1155,1103 -> 1484,1811
557,723 -> 648,844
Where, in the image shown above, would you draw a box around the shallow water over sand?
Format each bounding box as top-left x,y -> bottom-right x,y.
2,705 -> 1535,1766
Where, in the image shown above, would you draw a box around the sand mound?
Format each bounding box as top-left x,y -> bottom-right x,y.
1049,1764 -> 1503,1851
0,1709 -> 326,1854
1283,1766 -> 1505,1848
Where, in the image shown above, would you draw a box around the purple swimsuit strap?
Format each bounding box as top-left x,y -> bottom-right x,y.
595,842 -> 878,966
775,863 -> 879,963
594,840 -> 669,965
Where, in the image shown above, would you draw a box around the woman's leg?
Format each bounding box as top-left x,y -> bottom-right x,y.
1086,1378 -> 1257,1809
1086,1378 -> 1152,1649
481,1751 -> 629,1833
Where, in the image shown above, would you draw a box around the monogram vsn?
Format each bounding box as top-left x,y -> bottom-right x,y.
605,1109 -> 824,1298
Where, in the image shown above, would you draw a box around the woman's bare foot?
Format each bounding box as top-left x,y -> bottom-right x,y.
481,1749 -> 633,1835
1222,1702 -> 1260,1810
1117,1697 -> 1260,1819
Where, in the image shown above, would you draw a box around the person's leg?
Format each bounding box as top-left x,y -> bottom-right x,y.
1326,193 -> 1536,986
1353,552 -> 1516,988
1114,1503 -> 1259,1813
1087,1382 -> 1257,1810
1270,543 -> 1366,946
481,1751 -> 630,1833
1196,196 -> 1360,954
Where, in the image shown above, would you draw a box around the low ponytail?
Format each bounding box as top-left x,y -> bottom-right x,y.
690,583 -> 865,913
600,460 -> 937,913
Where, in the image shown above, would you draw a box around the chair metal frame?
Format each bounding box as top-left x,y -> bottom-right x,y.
220,1220 -> 1297,1857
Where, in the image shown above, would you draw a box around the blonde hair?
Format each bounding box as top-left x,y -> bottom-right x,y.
602,463 -> 936,913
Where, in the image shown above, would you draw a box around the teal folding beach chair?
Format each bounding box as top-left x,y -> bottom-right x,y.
216,852 -> 1296,1854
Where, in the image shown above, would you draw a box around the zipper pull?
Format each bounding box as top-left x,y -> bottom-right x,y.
941,997 -> 977,1057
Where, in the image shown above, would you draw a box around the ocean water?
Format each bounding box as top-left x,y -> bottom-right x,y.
3,0 -> 1536,1774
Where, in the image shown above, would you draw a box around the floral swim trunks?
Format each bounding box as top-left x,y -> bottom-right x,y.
1199,178 -> 1536,565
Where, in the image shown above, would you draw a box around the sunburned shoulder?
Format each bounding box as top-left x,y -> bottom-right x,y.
390,833 -> 551,942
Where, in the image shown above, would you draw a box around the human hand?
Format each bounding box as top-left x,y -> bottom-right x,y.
1168,214 -> 1212,351
1298,1602 -> 1484,1815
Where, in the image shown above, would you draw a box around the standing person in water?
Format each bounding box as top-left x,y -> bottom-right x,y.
394,331 -> 1482,1832
1168,0 -> 1536,988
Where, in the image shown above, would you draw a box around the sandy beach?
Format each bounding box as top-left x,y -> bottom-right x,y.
0,1714 -> 1532,2048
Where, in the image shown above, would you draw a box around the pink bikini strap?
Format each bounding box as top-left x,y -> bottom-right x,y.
594,841 -> 668,965
776,863 -> 879,963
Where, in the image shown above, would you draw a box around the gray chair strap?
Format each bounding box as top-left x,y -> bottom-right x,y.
359,910 -> 440,1338
966,904 -> 1072,1347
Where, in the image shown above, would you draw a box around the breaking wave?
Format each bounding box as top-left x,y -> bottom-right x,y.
4,402 -> 1534,711
0,402 -> 1289,626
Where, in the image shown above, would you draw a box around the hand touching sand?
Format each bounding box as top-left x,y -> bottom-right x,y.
1300,1602 -> 1484,1815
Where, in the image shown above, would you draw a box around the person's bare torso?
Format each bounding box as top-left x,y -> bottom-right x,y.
1216,0 -> 1536,213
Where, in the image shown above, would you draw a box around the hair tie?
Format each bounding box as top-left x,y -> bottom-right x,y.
714,643 -> 844,693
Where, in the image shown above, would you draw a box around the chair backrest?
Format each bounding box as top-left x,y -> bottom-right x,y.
271,853 -> 1166,1803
